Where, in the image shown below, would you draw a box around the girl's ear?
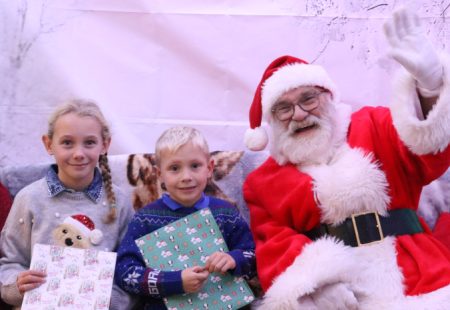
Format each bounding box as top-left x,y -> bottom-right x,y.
102,137 -> 111,155
42,135 -> 53,155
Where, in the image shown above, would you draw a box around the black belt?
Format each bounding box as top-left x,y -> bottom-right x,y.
305,209 -> 423,247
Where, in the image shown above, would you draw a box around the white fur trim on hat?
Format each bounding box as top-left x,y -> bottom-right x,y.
89,229 -> 103,245
261,63 -> 338,116
244,126 -> 268,151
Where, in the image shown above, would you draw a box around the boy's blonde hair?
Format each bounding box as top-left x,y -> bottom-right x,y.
47,99 -> 117,223
155,126 -> 210,166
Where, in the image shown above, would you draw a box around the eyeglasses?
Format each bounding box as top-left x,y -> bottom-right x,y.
271,90 -> 327,121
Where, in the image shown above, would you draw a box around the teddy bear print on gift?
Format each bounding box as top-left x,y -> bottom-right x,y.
52,214 -> 103,249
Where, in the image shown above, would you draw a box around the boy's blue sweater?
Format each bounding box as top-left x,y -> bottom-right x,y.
114,194 -> 256,310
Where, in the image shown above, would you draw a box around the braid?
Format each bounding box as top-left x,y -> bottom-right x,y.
99,153 -> 117,223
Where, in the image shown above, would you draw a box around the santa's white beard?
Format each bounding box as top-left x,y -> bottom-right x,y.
270,104 -> 339,165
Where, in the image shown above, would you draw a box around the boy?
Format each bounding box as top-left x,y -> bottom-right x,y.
115,126 -> 256,309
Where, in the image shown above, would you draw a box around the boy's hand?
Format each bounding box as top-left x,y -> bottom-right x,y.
16,270 -> 46,295
204,252 -> 236,274
181,266 -> 209,293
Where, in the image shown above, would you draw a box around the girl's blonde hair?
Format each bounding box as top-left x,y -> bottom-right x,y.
155,126 -> 210,166
47,99 -> 117,223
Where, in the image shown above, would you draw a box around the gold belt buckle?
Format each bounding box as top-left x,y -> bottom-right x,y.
351,212 -> 384,246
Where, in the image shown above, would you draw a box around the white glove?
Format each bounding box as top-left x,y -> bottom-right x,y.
298,282 -> 359,310
383,7 -> 443,96
296,295 -> 318,310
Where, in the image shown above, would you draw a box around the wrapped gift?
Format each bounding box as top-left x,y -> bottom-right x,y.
23,244 -> 116,310
135,208 -> 254,310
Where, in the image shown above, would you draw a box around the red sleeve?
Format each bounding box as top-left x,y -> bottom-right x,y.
433,213 -> 450,251
243,158 -> 320,291
349,107 -> 450,210
0,182 -> 12,233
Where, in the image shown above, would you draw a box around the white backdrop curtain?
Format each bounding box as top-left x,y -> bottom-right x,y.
1,0 -> 449,167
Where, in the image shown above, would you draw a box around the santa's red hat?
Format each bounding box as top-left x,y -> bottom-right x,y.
64,214 -> 103,245
244,55 -> 338,151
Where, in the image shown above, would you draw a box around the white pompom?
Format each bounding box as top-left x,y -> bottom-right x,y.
90,229 -> 103,245
244,127 -> 268,151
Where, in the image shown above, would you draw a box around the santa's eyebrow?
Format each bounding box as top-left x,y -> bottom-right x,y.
273,100 -> 292,107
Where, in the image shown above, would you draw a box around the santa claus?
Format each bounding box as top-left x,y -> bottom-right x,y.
243,8 -> 450,310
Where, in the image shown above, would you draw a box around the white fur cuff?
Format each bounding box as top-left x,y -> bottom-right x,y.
258,237 -> 358,310
390,54 -> 450,155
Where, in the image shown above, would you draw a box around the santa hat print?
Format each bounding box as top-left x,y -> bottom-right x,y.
64,214 -> 103,245
244,55 -> 338,151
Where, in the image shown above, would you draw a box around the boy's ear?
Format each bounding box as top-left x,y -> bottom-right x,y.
207,159 -> 214,178
42,135 -> 53,155
102,137 -> 111,155
156,166 -> 162,180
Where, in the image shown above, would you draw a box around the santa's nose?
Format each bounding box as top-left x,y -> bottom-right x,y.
65,238 -> 74,246
292,104 -> 310,121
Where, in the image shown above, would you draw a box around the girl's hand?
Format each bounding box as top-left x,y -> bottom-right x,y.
204,252 -> 236,274
16,270 -> 46,295
181,266 -> 209,293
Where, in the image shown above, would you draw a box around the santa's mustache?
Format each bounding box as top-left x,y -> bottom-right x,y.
287,116 -> 321,135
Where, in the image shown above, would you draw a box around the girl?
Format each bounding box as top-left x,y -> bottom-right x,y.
0,99 -> 135,309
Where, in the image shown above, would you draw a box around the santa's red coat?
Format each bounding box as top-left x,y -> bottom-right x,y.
244,106 -> 450,302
